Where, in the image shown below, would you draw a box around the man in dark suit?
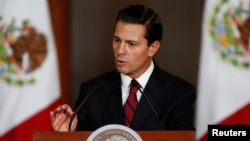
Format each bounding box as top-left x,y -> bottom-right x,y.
50,4 -> 196,132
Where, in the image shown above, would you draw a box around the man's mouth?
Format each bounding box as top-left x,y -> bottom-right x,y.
116,59 -> 126,66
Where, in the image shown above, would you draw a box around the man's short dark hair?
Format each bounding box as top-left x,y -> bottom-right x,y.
116,4 -> 163,46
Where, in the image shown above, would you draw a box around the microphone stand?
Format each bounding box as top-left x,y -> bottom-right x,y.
68,85 -> 99,131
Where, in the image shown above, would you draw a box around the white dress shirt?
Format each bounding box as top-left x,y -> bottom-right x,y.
121,60 -> 154,105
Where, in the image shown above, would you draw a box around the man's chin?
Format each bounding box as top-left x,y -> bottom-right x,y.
116,68 -> 130,75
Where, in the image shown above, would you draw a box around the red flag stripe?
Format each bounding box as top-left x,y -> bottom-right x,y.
0,99 -> 61,141
198,102 -> 250,141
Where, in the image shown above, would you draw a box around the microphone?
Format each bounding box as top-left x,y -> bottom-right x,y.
131,79 -> 160,130
68,84 -> 100,131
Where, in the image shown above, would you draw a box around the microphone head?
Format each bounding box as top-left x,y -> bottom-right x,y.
96,83 -> 101,89
131,79 -> 138,85
93,81 -> 102,89
131,79 -> 140,87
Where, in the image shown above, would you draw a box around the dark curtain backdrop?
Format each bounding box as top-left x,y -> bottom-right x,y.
70,0 -> 203,106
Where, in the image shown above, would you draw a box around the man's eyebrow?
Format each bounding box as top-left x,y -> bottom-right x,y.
113,35 -> 120,39
125,40 -> 138,43
113,36 -> 136,42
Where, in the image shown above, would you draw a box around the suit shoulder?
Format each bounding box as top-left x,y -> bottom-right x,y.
156,68 -> 195,89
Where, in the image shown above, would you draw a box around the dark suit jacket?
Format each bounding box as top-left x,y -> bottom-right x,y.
75,63 -> 196,131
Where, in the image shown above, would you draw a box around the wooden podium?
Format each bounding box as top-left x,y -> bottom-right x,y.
33,131 -> 194,141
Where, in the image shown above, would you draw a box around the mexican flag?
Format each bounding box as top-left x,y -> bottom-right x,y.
195,0 -> 250,140
0,0 -> 61,140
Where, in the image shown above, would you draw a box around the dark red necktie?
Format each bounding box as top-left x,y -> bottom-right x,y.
124,80 -> 139,127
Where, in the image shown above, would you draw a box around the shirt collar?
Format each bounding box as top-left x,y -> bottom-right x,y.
121,60 -> 154,89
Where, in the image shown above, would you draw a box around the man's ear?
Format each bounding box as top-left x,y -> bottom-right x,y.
148,40 -> 160,57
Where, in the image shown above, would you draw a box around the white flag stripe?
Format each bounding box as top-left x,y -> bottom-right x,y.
0,0 -> 60,136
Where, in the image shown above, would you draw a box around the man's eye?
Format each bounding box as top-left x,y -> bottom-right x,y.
113,38 -> 120,43
128,42 -> 136,47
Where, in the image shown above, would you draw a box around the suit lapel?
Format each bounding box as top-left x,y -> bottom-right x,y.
131,95 -> 153,129
107,86 -> 124,124
103,72 -> 124,125
130,65 -> 164,130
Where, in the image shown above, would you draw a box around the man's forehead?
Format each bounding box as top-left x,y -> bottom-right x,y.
114,21 -> 146,39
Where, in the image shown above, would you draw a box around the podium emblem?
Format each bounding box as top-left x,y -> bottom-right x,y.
87,124 -> 142,141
